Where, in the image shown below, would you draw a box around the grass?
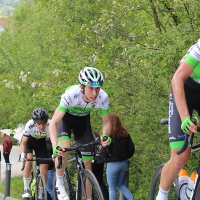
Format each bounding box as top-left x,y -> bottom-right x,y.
0,176 -> 23,199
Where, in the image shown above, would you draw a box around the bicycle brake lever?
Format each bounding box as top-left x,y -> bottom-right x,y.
102,136 -> 111,156
177,118 -> 197,155
57,156 -> 62,169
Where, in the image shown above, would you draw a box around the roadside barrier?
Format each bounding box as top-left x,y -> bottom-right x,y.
4,163 -> 11,199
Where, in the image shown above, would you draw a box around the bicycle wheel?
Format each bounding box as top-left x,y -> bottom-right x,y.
150,163 -> 179,200
35,174 -> 47,200
53,172 -> 73,200
77,169 -> 104,200
194,179 -> 200,200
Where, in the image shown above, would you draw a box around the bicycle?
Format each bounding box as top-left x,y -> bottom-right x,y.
53,140 -> 105,200
150,118 -> 200,200
21,157 -> 53,200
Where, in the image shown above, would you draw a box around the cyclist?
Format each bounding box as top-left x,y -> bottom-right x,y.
156,40 -> 200,200
49,67 -> 112,200
20,108 -> 50,199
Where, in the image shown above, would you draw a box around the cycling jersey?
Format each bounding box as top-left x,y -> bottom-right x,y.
23,119 -> 50,139
58,85 -> 110,116
182,39 -> 200,84
56,85 -> 110,161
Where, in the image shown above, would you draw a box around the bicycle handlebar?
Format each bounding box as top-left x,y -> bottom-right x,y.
56,140 -> 100,169
160,118 -> 200,155
21,157 -> 53,171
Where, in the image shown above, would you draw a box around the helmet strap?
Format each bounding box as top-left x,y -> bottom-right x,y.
81,85 -> 91,103
80,85 -> 85,94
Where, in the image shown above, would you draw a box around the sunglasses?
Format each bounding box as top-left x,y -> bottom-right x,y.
91,81 -> 103,87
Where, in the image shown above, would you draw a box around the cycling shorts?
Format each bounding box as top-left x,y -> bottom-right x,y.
169,78 -> 200,149
57,112 -> 94,161
26,135 -> 49,165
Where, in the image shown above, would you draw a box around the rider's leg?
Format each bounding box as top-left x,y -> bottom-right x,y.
156,147 -> 191,200
55,139 -> 70,200
55,139 -> 70,183
22,153 -> 32,198
84,159 -> 93,200
39,164 -> 48,182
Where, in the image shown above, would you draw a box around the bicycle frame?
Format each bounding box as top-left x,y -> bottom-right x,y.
55,140 -> 104,200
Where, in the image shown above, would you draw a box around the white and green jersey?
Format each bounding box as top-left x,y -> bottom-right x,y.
181,39 -> 200,84
57,85 -> 110,116
23,119 -> 50,139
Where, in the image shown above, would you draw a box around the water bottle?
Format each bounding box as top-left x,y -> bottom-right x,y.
185,170 -> 197,199
178,169 -> 189,200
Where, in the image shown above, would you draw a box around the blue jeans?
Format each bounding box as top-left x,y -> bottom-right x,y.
106,160 -> 134,200
47,170 -> 55,200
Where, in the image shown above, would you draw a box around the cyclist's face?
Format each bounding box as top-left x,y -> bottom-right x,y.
34,122 -> 47,133
84,85 -> 100,102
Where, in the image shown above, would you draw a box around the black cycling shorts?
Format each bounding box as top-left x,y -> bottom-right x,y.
26,135 -> 49,165
57,112 -> 94,159
169,78 -> 200,148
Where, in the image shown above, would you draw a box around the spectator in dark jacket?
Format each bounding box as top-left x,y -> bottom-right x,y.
1,133 -> 12,163
100,113 -> 135,200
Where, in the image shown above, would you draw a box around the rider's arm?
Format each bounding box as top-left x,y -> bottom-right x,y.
49,108 -> 65,147
171,60 -> 197,132
101,114 -> 111,136
20,136 -> 28,153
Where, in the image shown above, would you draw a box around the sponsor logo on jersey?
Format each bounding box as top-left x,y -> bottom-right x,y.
29,124 -> 35,129
102,97 -> 109,106
178,134 -> 185,139
169,136 -> 176,140
81,152 -> 92,155
74,94 -> 79,99
194,79 -> 200,83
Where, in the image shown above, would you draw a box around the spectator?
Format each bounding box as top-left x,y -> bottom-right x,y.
1,133 -> 12,163
100,113 -> 135,200
92,131 -> 109,200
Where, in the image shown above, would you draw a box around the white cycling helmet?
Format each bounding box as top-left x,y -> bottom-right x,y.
78,67 -> 104,87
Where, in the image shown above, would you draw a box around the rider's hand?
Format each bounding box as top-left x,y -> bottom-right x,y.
181,117 -> 197,133
100,135 -> 112,147
20,152 -> 26,162
53,145 -> 61,157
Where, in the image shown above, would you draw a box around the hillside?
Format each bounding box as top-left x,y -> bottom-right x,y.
0,0 -> 200,199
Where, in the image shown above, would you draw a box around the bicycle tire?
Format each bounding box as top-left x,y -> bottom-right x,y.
77,169 -> 104,200
194,180 -> 200,200
150,163 -> 179,200
53,172 -> 73,200
35,174 -> 47,200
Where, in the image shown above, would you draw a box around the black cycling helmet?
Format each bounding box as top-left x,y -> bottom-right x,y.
32,108 -> 49,123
